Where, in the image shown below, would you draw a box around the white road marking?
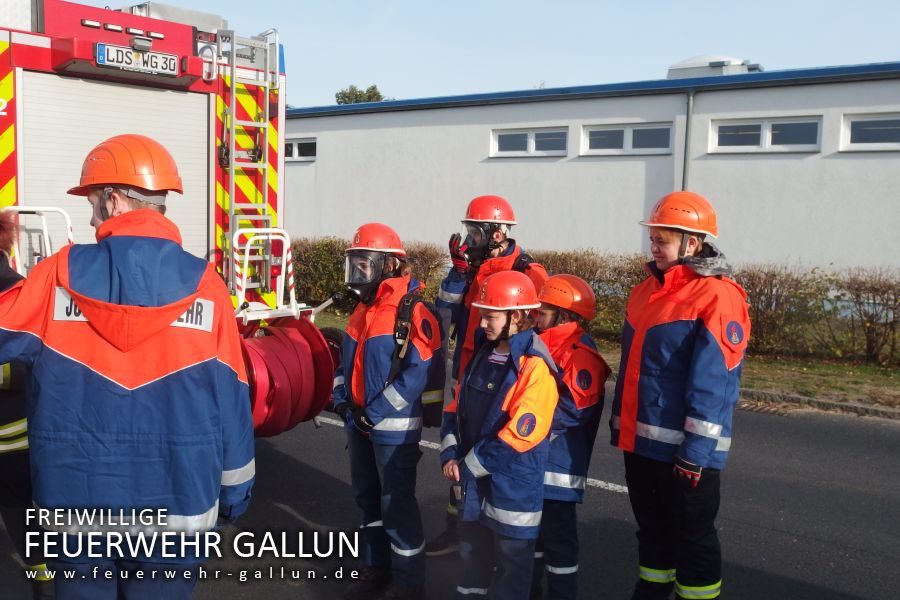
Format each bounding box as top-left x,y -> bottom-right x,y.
313,415 -> 628,494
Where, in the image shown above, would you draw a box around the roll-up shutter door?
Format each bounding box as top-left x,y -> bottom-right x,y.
18,72 -> 209,266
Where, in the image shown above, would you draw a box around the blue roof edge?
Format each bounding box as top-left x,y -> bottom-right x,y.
287,61 -> 900,118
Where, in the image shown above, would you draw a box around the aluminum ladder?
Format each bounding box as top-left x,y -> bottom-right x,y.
216,28 -> 280,294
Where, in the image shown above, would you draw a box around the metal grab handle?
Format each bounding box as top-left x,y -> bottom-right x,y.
257,28 -> 280,90
232,227 -> 295,312
198,44 -> 217,82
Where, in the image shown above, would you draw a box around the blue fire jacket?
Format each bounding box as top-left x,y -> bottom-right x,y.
539,322 -> 610,503
332,275 -> 441,445
610,246 -> 751,469
440,329 -> 559,539
0,210 -> 254,564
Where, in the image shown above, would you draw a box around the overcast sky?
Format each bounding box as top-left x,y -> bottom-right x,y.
85,0 -> 900,107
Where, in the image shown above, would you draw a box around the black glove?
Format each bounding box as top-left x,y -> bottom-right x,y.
351,406 -> 374,435
673,456 -> 702,488
333,402 -> 353,423
448,233 -> 470,273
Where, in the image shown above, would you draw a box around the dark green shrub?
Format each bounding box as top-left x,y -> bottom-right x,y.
292,237 -> 348,308
531,249 -> 646,342
293,237 -> 899,366
404,241 -> 447,303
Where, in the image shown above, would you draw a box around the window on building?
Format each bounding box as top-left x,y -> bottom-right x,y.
492,128 -> 568,157
534,130 -> 567,152
285,137 -> 316,162
711,118 -> 820,152
588,129 -> 625,150
843,114 -> 900,151
582,123 -> 672,155
717,124 -> 762,147
497,132 -> 528,153
632,127 -> 672,150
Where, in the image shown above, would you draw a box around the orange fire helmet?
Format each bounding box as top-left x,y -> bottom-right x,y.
472,270 -> 540,311
639,191 -> 718,238
462,195 -> 517,225
539,274 -> 597,321
346,222 -> 406,257
68,134 -> 183,196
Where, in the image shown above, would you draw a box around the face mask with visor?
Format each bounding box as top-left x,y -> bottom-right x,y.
344,250 -> 393,304
462,222 -> 502,263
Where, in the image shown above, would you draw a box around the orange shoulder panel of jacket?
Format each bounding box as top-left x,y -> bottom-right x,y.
563,346 -> 611,410
410,302 -> 441,361
700,277 -> 751,371
0,254 -> 60,336
498,354 -> 558,453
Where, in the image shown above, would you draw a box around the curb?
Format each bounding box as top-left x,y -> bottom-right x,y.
739,389 -> 900,420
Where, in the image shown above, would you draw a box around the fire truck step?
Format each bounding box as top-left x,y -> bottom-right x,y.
234,77 -> 270,87
234,119 -> 267,129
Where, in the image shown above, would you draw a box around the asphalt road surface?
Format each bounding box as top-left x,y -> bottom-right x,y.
3,406 -> 899,599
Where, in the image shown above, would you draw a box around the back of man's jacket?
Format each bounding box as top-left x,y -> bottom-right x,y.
0,210 -> 254,564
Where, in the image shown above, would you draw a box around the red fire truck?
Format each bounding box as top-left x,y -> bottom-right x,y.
0,0 -> 335,436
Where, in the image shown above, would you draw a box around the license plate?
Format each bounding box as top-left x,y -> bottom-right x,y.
95,43 -> 178,77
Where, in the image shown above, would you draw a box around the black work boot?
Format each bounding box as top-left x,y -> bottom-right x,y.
376,583 -> 426,599
26,564 -> 55,600
344,565 -> 391,600
30,581 -> 55,600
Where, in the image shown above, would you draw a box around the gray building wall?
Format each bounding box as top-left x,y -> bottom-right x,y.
284,78 -> 900,268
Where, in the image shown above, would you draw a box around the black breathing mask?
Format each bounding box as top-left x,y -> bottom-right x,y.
462,222 -> 502,264
345,251 -> 397,305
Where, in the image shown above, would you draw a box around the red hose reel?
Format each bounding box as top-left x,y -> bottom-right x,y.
239,316 -> 335,437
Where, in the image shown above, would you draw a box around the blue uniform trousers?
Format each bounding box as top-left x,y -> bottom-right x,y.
346,428 -> 425,588
533,499 -> 580,599
51,561 -> 199,599
456,519 -> 535,600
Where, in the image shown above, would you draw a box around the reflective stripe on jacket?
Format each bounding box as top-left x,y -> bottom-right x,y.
441,329 -> 559,539
332,275 -> 441,445
539,322 -> 610,502
610,260 -> 750,469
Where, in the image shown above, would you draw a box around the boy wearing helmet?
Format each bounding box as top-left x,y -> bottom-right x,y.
0,134 -> 254,599
439,270 -> 559,600
332,223 -> 441,600
610,192 -> 751,600
529,275 -> 611,600
429,194 -> 549,556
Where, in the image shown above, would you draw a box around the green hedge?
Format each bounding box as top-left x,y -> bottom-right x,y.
293,239 -> 899,365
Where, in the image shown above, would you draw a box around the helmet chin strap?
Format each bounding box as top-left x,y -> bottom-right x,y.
677,232 -> 691,262
99,187 -> 114,222
487,226 -> 509,252
533,309 -> 563,334
499,312 -> 512,341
